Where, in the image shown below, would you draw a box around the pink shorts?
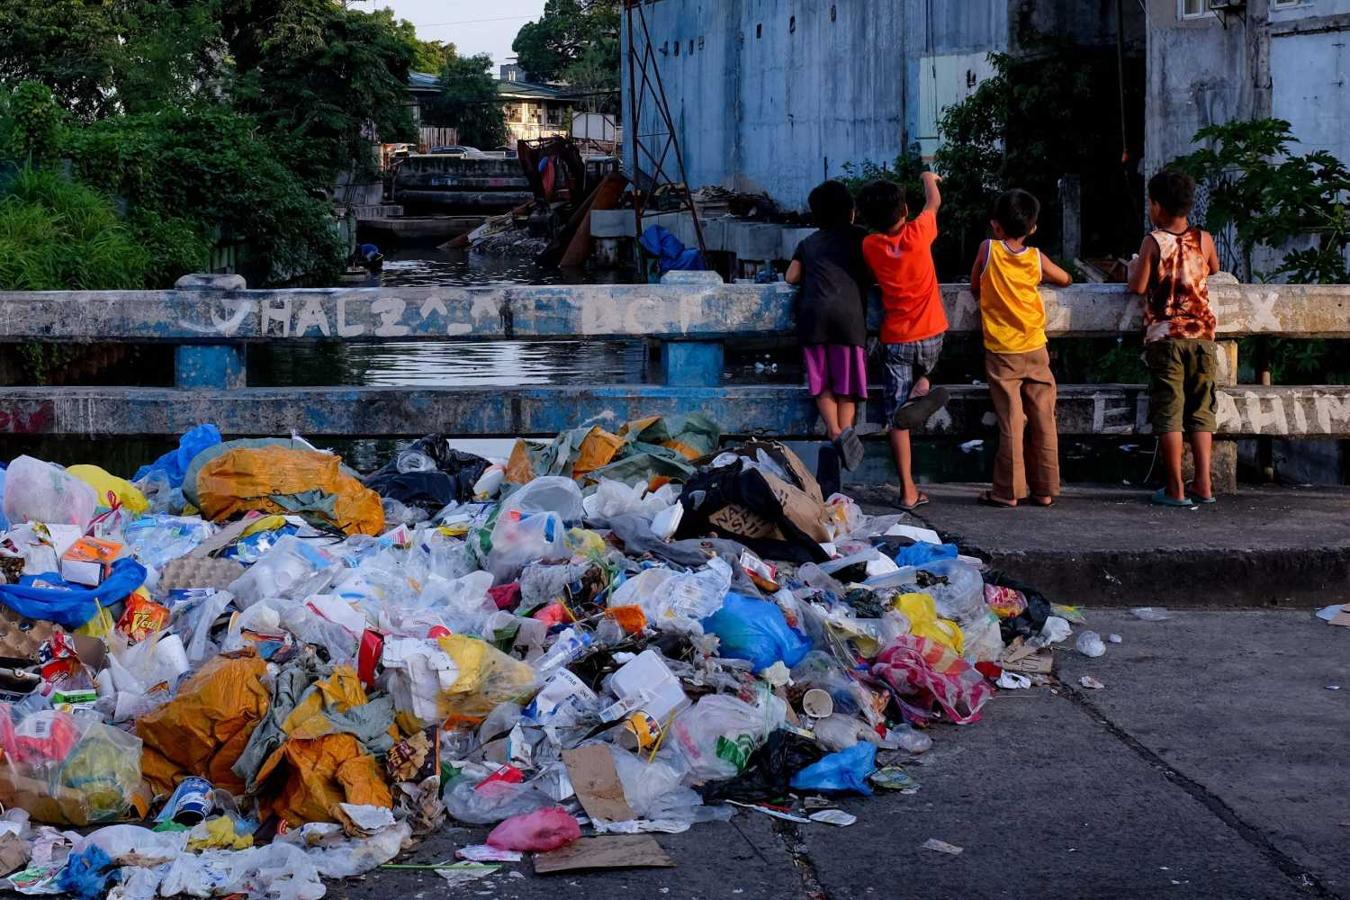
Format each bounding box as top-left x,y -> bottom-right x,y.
803,344 -> 868,399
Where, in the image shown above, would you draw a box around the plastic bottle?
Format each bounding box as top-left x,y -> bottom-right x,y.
531,627 -> 594,675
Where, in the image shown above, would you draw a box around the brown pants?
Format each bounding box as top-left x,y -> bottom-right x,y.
985,347 -> 1060,500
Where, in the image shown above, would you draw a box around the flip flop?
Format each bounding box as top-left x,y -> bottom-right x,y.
835,427 -> 864,471
1151,488 -> 1195,508
977,491 -> 1017,509
898,492 -> 930,512
892,386 -> 951,431
1186,484 -> 1217,505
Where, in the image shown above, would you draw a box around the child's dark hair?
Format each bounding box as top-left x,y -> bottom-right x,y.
1148,169 -> 1196,217
807,180 -> 855,228
992,189 -> 1040,239
857,180 -> 906,232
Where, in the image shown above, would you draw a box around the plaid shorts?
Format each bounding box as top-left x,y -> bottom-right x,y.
882,335 -> 944,419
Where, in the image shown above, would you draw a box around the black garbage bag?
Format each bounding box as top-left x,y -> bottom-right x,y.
983,569 -> 1053,642
365,436 -> 490,512
677,459 -> 830,564
699,729 -> 825,804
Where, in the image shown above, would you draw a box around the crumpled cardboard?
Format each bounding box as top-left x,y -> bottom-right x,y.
136,653 -> 270,796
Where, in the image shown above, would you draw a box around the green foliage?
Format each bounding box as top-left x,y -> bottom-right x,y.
230,4 -> 417,183
130,211 -> 212,288
428,54 -> 509,150
65,107 -> 344,285
513,0 -> 619,106
1,82 -> 66,163
110,0 -> 223,114
408,38 -> 458,75
838,146 -> 927,203
0,167 -> 149,289
0,0 -> 122,119
1171,118 -> 1350,284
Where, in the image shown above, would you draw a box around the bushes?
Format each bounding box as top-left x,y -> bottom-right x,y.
0,167 -> 149,290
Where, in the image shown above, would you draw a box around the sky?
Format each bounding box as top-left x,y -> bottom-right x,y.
360,1 -> 548,71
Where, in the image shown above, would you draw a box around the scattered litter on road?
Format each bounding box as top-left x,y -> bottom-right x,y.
1315,604 -> 1350,627
0,419 -> 1110,895
1079,676 -> 1106,690
1075,631 -> 1106,658
922,838 -> 964,855
1130,607 -> 1172,621
1327,685 -> 1341,691
1108,633 -> 1123,644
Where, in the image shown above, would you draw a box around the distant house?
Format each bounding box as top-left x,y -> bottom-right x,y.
405,67 -> 576,151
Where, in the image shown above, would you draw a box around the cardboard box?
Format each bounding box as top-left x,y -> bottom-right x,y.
59,538 -> 122,587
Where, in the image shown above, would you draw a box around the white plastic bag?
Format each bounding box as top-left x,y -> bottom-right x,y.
487,511 -> 566,582
669,691 -> 787,781
1,456 -> 97,529
500,476 -> 584,522
607,559 -> 731,634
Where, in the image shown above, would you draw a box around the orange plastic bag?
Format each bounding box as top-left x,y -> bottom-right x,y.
136,654 -> 270,796
255,733 -> 392,826
195,447 -> 384,536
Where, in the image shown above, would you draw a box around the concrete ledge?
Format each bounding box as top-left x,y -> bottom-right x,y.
859,483 -> 1350,608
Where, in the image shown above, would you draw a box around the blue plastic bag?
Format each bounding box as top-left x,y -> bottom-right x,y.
55,845 -> 117,900
702,592 -> 811,673
892,541 -> 958,567
0,558 -> 147,628
133,423 -> 221,488
789,741 -> 877,796
0,466 -> 8,531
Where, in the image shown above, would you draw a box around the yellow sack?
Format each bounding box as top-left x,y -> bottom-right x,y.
195,447 -> 384,536
895,593 -> 964,655
67,465 -> 149,515
435,635 -> 538,726
573,426 -> 625,476
256,733 -> 392,826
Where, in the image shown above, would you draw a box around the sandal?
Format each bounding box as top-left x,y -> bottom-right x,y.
898,492 -> 930,512
892,386 -> 951,431
835,427 -> 864,472
1151,488 -> 1195,508
1186,484 -> 1217,505
977,491 -> 1017,509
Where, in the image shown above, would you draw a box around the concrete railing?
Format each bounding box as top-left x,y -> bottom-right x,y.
0,278 -> 1346,442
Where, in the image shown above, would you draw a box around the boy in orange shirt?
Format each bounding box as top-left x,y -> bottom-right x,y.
970,189 -> 1073,508
858,172 -> 950,511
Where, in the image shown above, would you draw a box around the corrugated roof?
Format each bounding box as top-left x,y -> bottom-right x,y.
407,72 -> 574,103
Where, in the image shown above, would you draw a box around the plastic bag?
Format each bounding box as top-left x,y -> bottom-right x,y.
486,511 -> 566,583
122,516 -> 215,570
893,593 -> 964,655
608,561 -> 731,634
66,465 -> 149,516
444,778 -> 555,825
2,456 -> 98,529
916,559 -> 1004,662
486,807 -> 580,852
789,742 -> 876,796
702,592 -> 811,673
227,536 -> 336,608
871,635 -> 994,726
700,730 -> 825,804
0,558 -> 148,629
670,692 -> 787,781
435,635 -> 538,725
500,476 -> 584,522
133,423 -> 221,488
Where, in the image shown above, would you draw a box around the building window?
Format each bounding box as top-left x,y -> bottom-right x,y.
756,23 -> 762,38
1178,0 -> 1208,19
1270,0 -> 1300,6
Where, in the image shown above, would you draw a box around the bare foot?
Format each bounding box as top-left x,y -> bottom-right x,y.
1030,495 -> 1055,507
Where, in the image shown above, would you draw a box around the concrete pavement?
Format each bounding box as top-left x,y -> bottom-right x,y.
328,608 -> 1348,900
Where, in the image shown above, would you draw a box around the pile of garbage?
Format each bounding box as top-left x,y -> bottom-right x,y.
0,415 -> 1084,895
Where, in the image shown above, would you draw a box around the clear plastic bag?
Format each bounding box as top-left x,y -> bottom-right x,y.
500,476 -> 584,522
122,516 -> 216,569
669,691 -> 787,782
444,778 -> 555,825
608,559 -> 731,634
486,511 -> 567,583
1,456 -> 98,529
227,536 -> 337,608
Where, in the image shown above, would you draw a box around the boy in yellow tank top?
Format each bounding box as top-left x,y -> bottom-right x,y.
969,190 -> 1073,508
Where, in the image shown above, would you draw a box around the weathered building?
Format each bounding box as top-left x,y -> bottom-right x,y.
621,0 -> 1141,210
405,72 -> 578,150
1145,0 -> 1350,176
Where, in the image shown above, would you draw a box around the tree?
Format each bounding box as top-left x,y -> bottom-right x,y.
227,2 -> 417,183
427,53 -> 508,150
1171,119 -> 1350,284
0,0 -> 122,119
1,82 -> 66,164
513,0 -> 619,91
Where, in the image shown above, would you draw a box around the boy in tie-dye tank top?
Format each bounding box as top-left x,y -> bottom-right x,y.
1126,170 -> 1222,508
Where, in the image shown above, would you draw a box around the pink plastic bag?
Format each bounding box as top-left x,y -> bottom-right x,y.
870,635 -> 994,725
486,807 -> 581,852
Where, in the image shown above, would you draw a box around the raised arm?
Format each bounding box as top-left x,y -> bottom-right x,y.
1040,255 -> 1073,287
921,171 -> 942,215
1126,235 -> 1157,295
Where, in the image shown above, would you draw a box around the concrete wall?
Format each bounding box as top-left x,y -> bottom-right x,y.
625,0 -> 1142,210
1268,1 -> 1350,166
